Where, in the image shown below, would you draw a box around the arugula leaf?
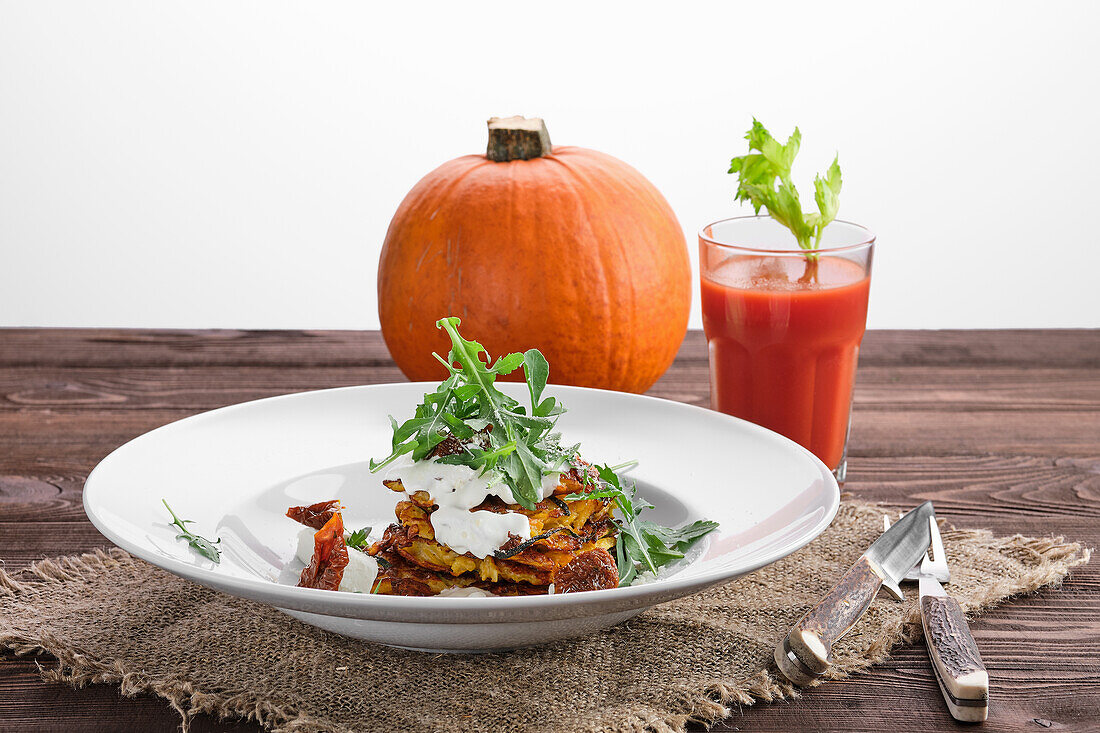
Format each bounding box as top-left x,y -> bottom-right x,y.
346,527 -> 372,550
615,533 -> 637,586
162,499 -> 221,563
368,377 -> 462,472
440,412 -> 476,439
370,317 -> 573,510
523,349 -> 549,412
492,352 -> 525,376
729,119 -> 842,251
638,519 -> 721,553
367,318 -> 720,570
565,465 -> 719,586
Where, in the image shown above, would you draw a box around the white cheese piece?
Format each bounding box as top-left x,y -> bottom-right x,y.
295,524 -> 379,593
295,526 -> 317,565
338,548 -> 379,593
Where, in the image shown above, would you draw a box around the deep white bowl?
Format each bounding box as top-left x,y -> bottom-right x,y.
83,383 -> 838,652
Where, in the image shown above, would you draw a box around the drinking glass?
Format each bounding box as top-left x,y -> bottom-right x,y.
699,216 -> 875,482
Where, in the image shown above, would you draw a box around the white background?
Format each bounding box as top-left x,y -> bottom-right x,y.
2,1 -> 1098,330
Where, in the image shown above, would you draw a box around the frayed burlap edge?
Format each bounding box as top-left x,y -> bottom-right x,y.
0,548 -> 339,733
0,531 -> 1091,733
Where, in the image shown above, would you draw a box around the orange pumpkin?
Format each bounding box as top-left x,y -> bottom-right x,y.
378,117 -> 690,393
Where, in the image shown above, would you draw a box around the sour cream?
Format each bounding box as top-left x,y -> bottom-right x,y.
294,526 -> 379,593
385,456 -> 557,558
540,471 -> 563,498
436,586 -> 494,598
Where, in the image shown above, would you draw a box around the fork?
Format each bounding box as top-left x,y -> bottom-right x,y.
882,513 -> 949,595
885,512 -> 989,722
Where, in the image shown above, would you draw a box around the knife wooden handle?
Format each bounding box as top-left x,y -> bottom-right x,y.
921,594 -> 989,722
774,555 -> 884,685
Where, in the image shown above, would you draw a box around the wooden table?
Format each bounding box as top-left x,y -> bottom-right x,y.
1,329 -> 1097,731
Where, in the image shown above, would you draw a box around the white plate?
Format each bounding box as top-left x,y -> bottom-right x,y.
83,383 -> 838,652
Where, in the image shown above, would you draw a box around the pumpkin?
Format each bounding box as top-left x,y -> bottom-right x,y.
378,117 -> 690,393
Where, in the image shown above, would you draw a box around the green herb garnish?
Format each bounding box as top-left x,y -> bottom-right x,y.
729,119 -> 842,252
346,527 -> 372,550
370,317 -> 570,510
566,465 -> 719,585
370,318 -> 719,585
162,499 -> 221,563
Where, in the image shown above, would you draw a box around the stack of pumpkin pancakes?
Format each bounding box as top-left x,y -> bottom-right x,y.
367,458 -> 621,596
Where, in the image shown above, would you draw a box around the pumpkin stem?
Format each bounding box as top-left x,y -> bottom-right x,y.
486,116 -> 552,161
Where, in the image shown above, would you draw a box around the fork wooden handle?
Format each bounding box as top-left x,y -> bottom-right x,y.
921,594 -> 989,722
775,555 -> 884,685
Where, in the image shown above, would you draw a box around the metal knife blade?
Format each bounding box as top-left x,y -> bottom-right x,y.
865,500 -> 936,599
774,500 -> 935,685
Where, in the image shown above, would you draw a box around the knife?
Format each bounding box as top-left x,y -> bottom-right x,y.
774,500 -> 935,685
915,514 -> 989,722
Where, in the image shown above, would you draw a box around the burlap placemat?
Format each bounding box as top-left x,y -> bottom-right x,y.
0,500 -> 1089,732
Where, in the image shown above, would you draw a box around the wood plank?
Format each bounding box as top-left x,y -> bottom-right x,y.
0,366 -> 407,411
0,473 -> 87,522
0,514 -> 1094,597
0,522 -> 115,565
0,659 -> 261,732
0,329 -> 394,368
847,410 -> 1100,458
668,329 -> 1100,369
2,511 -> 1096,572
2,365 -> 1096,413
0,361 -> 1096,472
4,329 -> 1099,369
650,364 -> 1100,412
0,409 -> 193,473
4,453 -> 1098,526
846,455 -> 1100,522
3,404 -> 1095,475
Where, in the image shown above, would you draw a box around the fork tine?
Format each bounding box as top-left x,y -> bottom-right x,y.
929,515 -> 946,564
883,512 -> 906,531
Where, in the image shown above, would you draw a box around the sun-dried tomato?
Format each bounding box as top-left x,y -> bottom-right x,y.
553,548 -> 619,593
297,512 -> 349,591
286,499 -> 341,530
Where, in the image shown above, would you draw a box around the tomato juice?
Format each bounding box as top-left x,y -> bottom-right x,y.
700,253 -> 871,472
